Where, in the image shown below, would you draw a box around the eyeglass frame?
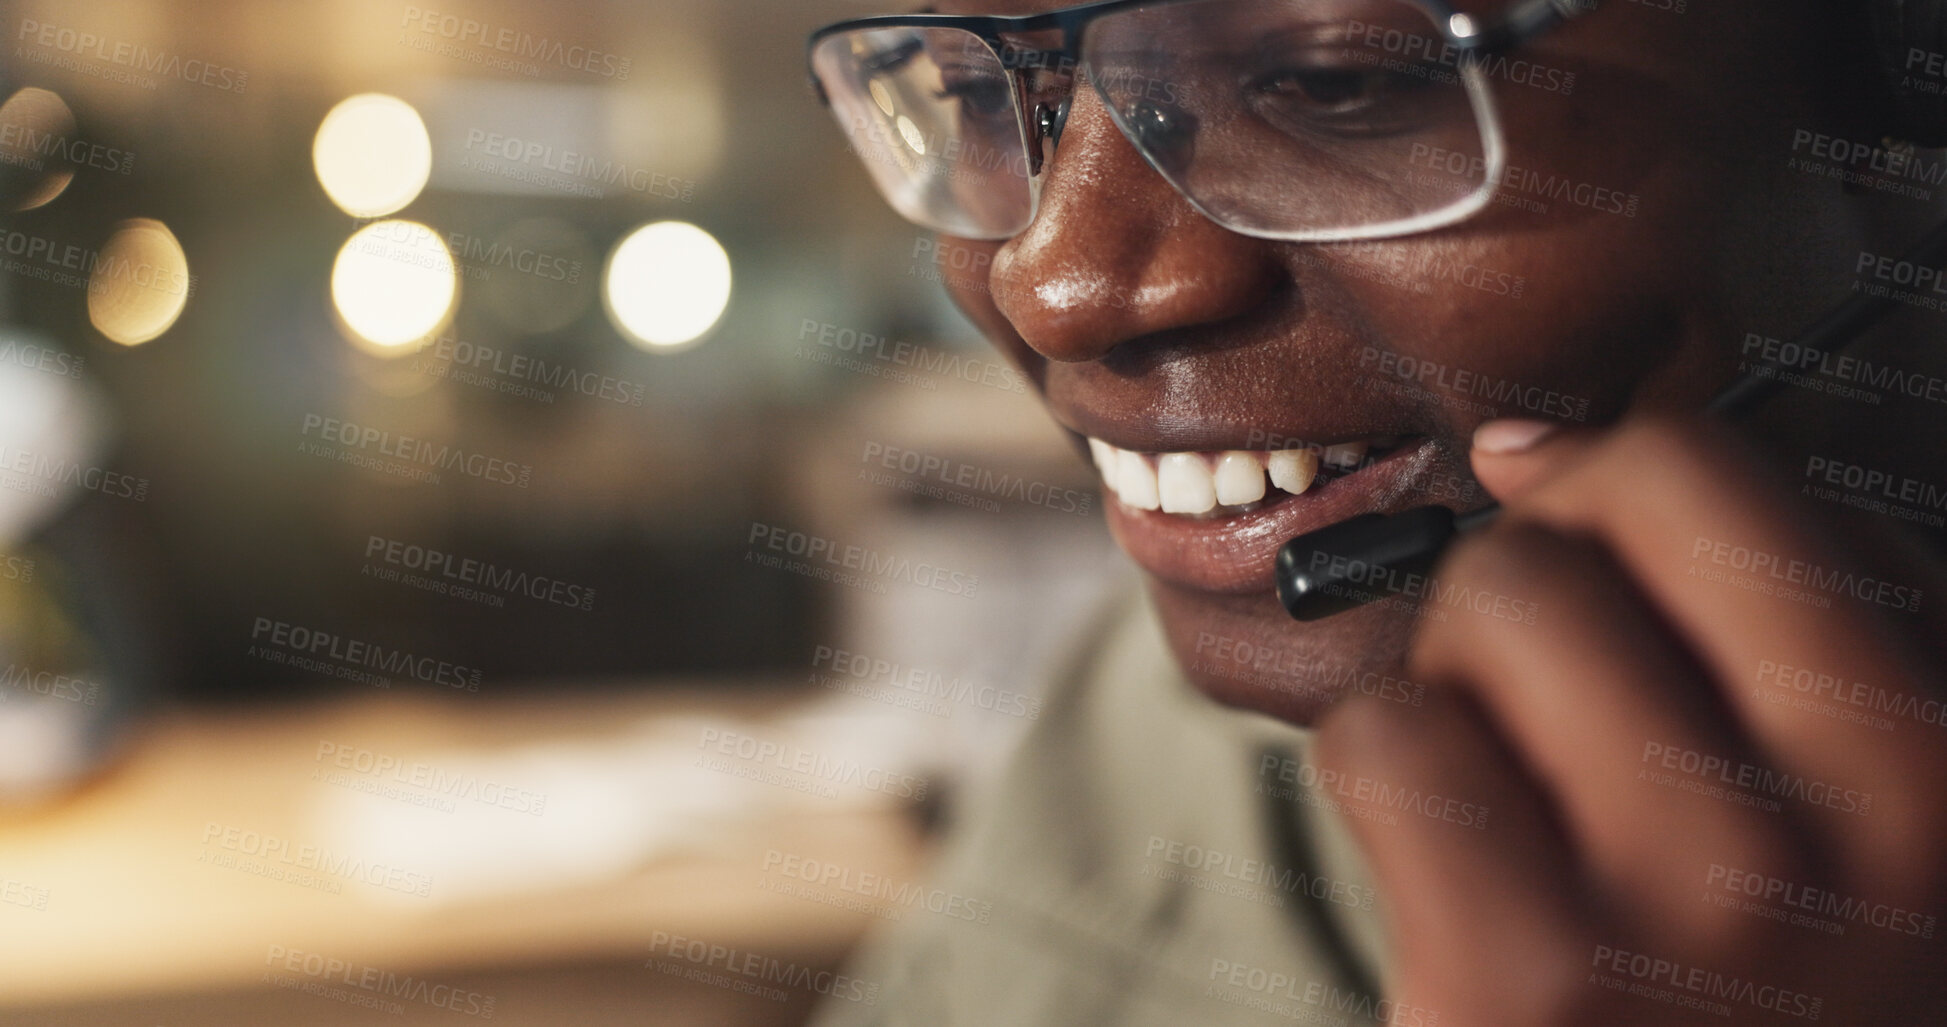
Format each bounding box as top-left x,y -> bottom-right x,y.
806,0 -> 1590,242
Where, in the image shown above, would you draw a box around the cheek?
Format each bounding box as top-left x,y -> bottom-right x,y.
1311,122 -> 1738,431
1310,47 -> 1758,426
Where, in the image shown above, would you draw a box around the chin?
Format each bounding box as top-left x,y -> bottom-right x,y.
1145,576 -> 1421,727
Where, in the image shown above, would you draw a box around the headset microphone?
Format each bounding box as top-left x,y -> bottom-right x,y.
1275,215 -> 1947,622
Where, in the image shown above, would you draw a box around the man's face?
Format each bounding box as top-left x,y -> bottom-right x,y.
922,0 -> 1871,723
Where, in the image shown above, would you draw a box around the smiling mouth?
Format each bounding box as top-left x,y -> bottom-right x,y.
1077,431 -> 1443,596
1085,435 -> 1417,518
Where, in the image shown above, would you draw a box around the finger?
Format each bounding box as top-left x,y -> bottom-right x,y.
1312,688 -> 1595,1022
1475,415 -> 1947,650
1409,518 -> 1824,936
1492,414 -> 1947,878
1470,417 -> 1598,502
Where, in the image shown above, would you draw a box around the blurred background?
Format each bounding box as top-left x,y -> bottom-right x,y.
0,0 -> 1120,1022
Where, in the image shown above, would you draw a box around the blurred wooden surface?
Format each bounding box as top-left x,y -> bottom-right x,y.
0,684 -> 926,1024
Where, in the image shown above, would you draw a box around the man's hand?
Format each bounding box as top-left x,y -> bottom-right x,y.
1314,414 -> 1947,1025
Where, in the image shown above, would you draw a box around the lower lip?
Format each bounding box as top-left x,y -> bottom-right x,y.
1102,442 -> 1437,596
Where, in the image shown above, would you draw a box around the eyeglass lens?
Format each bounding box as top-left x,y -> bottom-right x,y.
813,0 -> 1498,241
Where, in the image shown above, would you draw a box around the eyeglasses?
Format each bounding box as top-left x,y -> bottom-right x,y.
808,0 -> 1584,242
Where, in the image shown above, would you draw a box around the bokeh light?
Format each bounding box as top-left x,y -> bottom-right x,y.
312,94 -> 432,218
0,88 -> 78,212
602,222 -> 731,351
87,219 -> 191,347
896,116 -> 926,155
331,220 -> 458,353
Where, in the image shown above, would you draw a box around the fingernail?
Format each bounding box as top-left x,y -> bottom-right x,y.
1473,419 -> 1560,455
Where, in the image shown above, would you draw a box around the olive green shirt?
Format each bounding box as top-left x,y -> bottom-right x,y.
813,581 -> 1401,1027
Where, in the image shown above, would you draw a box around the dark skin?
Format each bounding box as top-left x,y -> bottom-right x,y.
915,0 -> 1947,1021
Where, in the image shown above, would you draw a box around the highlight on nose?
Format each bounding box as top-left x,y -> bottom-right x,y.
986,83 -> 1282,364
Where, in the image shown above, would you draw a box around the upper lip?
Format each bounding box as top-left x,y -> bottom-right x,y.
1045,392 -> 1423,457
1034,330 -> 1432,455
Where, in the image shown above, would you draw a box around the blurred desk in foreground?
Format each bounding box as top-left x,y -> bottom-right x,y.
0,683 -> 927,1025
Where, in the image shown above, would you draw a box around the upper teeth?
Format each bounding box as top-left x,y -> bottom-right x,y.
1087,437 -> 1370,515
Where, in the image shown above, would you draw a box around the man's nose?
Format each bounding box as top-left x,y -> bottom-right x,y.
990,83 -> 1283,364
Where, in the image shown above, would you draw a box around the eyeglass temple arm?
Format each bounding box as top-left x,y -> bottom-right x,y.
1461,0 -> 1586,53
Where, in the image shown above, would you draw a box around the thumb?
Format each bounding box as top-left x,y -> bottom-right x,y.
1468,418 -> 1602,503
